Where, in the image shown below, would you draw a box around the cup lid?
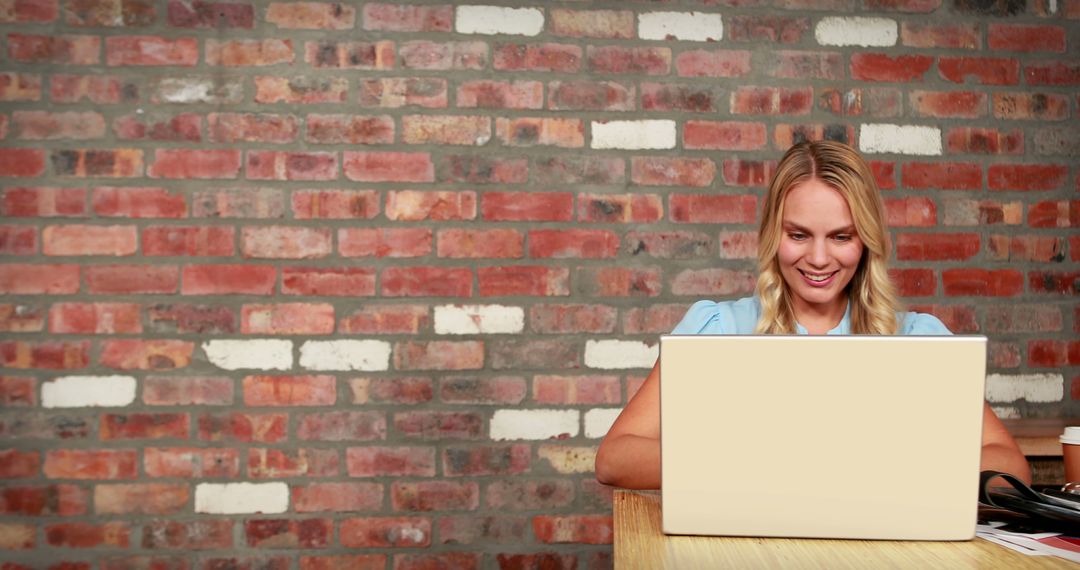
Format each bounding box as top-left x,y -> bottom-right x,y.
1060,426 -> 1080,445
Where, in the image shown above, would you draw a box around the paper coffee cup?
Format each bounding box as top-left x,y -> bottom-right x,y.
1061,427 -> 1080,483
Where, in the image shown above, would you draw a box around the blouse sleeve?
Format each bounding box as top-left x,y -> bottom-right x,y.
671,300 -> 734,335
900,312 -> 952,336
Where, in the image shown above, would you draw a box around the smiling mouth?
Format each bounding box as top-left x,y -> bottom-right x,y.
799,270 -> 838,283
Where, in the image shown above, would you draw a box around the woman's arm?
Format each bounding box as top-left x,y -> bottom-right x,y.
594,360 -> 662,489
980,402 -> 1032,485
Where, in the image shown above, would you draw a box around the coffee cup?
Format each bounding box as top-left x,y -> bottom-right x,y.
1060,426 -> 1080,483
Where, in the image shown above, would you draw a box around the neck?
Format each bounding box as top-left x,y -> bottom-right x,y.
792,294 -> 848,335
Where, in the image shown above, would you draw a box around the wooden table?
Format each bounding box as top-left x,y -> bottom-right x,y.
614,491 -> 1076,569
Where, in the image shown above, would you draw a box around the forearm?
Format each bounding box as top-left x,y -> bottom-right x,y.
595,434 -> 661,490
981,442 -> 1032,485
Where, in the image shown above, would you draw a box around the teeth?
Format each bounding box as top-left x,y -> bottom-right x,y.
803,272 -> 832,282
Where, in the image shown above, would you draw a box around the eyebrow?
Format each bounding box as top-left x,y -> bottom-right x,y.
782,221 -> 857,234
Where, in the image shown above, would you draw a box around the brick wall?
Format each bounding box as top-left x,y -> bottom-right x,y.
0,1 -> 1077,568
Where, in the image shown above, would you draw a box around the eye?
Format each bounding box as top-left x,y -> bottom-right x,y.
833,234 -> 852,242
787,232 -> 807,241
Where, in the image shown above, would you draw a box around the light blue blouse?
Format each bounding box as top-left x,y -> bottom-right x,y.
671,296 -> 952,336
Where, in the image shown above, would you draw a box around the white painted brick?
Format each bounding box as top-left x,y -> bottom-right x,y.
490,409 -> 579,441
638,11 -> 723,42
814,17 -> 897,47
991,406 -> 1020,420
538,444 -> 597,474
584,408 -> 622,439
584,340 -> 658,370
859,124 -> 941,156
299,340 -> 391,371
434,304 -> 524,335
456,5 -> 543,36
41,376 -> 136,408
195,482 -> 288,514
985,373 -> 1063,404
154,78 -> 241,104
203,339 -> 292,371
591,120 -> 676,150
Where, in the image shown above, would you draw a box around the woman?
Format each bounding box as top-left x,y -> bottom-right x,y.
594,141 -> 1031,490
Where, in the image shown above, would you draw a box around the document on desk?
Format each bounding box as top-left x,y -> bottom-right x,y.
977,523 -> 1080,563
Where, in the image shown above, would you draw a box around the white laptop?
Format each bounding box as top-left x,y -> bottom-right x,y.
660,335 -> 987,541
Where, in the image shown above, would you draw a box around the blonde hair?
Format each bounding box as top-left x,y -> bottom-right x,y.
754,141 -> 900,335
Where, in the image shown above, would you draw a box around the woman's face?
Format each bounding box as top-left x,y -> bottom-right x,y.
776,179 -> 865,319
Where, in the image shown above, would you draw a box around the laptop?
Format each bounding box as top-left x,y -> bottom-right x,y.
659,335 -> 987,541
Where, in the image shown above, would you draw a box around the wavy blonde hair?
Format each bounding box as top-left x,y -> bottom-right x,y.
754,141 -> 900,335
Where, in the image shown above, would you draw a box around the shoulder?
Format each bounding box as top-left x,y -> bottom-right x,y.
671,296 -> 760,335
898,311 -> 952,336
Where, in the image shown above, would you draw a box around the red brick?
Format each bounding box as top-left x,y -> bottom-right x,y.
198,413 -> 287,443
349,376 -> 433,405
400,40 -> 486,70
0,0 -> 58,22
86,264 -> 177,294
1029,200 -> 1080,228
910,90 -> 987,118
363,3 -> 450,31
533,375 -> 620,404
8,34 -> 100,64
0,449 -> 39,478
45,521 -> 130,548
344,151 -> 433,182
481,192 -> 572,222
533,515 -> 613,544
0,340 -> 89,369
283,267 -> 375,297
671,268 -> 757,297
243,374 -> 336,407
106,36 -> 196,66
245,519 -> 331,549
632,157 -> 715,188
988,235 -> 1065,262
392,481 -> 478,511
732,86 -> 813,115
489,339 -> 579,370
48,303 -> 140,334
1028,271 -> 1079,295
989,24 -> 1065,53
988,164 -> 1068,191
529,229 -> 618,259
435,228 -> 521,259
485,480 -> 575,511
305,114 -> 394,144
268,1 -> 353,28
946,127 -> 1023,155
43,224 -> 136,256
577,267 -> 662,297
864,0 -> 941,12
675,49 -> 751,78
454,80 -> 544,110
901,162 -> 982,190
885,197 -> 936,227
113,113 -> 201,142
439,376 -> 525,405
578,194 -> 662,224
1025,61 -> 1080,86
0,226 -> 35,256
939,57 -> 1019,85
546,80 -> 631,111
339,305 -> 429,335
143,226 -> 234,257
992,92 -> 1069,121
495,554 -> 576,570
587,45 -> 670,75
670,194 -> 756,224
167,0 -> 254,29
207,113 -> 298,143
143,377 -> 235,407
64,0 -> 154,26
386,190 -> 475,221
181,264 -> 276,295
306,40 -> 393,69
684,121 -> 766,150
1,187 -> 85,218
99,413 -> 188,442
0,149 -> 45,177
293,189 -> 378,219
641,82 -> 722,112
248,448 -> 339,479
393,342 -> 484,371
623,304 -> 690,334
93,186 -> 186,218
44,449 -> 136,480
534,156 -> 624,185
818,87 -> 902,118
339,228 -> 431,258
94,484 -> 188,515
340,517 -> 431,548
359,77 -> 447,108
148,149 -> 239,179
774,124 -> 854,148
625,231 -> 712,259
100,339 -> 193,370
0,484 -> 85,516
478,266 -> 569,297
346,446 -> 435,477
382,267 -> 471,297
0,72 -> 41,102
206,38 -> 293,66
50,74 -> 136,104
901,22 -> 980,48
242,304 -> 334,335
402,114 -> 490,146
255,76 -> 347,104
0,304 -> 44,332
983,304 -> 1063,334
150,301 -> 234,336
493,43 -> 581,72
242,226 -> 332,259
1027,340 -> 1069,367
437,515 -> 528,545
728,14 -> 809,43
496,117 -> 583,148
0,523 -> 34,549
13,111 -> 104,140
141,519 -> 232,549
0,376 -> 36,406
395,553 -> 479,570
297,411 -> 387,442
943,269 -> 1024,296
896,233 -> 980,261
851,54 -> 933,82
891,268 -> 936,297
246,151 -> 337,181
292,483 -> 382,513
299,554 -> 387,570
722,159 -> 777,187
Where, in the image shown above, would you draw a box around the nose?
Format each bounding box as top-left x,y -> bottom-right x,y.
807,238 -> 829,268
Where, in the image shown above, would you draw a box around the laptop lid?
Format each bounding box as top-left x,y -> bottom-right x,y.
660,335 -> 986,540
